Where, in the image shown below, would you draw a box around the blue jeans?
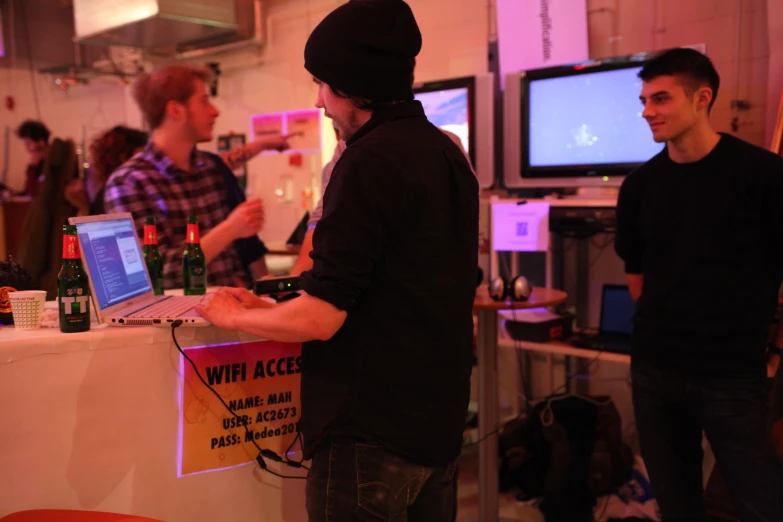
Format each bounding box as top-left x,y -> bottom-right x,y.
632,361 -> 783,522
305,438 -> 458,522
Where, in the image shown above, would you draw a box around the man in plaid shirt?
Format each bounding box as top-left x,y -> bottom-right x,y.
104,65 -> 289,290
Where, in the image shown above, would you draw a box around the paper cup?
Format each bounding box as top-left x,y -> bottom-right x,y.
9,290 -> 47,329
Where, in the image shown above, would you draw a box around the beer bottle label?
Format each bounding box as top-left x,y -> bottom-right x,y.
60,285 -> 90,323
144,225 -> 158,245
186,224 -> 200,244
62,234 -> 80,259
189,266 -> 206,288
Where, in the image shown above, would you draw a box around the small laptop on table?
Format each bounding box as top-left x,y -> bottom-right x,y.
570,284 -> 635,353
68,213 -> 209,327
593,283 -> 635,353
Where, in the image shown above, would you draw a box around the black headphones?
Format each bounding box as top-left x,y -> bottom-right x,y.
488,275 -> 533,302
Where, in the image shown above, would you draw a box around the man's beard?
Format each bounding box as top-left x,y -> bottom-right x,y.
335,112 -> 362,142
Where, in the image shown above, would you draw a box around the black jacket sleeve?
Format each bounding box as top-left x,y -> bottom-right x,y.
759,150 -> 783,281
299,147 -> 407,311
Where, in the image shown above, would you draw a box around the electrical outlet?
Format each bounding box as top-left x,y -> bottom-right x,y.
730,100 -> 752,111
730,117 -> 755,132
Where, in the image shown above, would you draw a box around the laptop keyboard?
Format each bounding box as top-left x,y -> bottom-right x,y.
129,296 -> 202,319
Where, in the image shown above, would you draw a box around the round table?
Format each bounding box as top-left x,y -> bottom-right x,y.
474,284 -> 569,311
471,284 -> 568,522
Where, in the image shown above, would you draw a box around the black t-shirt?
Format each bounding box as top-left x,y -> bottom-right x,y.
615,133 -> 783,376
299,101 -> 479,466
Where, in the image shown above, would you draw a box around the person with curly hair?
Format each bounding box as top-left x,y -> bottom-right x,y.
65,125 -> 148,216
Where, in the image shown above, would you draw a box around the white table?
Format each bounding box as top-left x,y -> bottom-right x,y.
0,323 -> 307,521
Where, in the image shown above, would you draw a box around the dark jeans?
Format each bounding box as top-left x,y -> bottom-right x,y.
305,438 -> 458,522
632,361 -> 783,522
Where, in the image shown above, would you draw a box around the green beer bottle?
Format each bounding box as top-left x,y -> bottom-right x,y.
58,224 -> 90,333
183,216 -> 207,295
143,216 -> 164,296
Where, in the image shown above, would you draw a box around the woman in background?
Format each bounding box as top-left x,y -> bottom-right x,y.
65,125 -> 148,216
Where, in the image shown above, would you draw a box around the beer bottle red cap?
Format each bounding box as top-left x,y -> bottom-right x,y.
62,225 -> 80,259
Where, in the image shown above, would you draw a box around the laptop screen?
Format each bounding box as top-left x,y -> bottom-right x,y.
599,285 -> 635,336
286,211 -> 310,245
76,218 -> 151,310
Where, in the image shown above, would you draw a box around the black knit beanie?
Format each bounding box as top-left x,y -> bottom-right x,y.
304,0 -> 422,102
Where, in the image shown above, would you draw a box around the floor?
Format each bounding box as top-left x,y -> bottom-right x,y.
454,443 -> 734,522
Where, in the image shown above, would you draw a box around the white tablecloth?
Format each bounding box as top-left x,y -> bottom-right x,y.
0,323 -> 307,521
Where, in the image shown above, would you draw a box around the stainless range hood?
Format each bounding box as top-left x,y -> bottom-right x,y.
72,0 -> 238,49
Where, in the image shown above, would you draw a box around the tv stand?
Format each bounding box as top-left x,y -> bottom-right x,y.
574,186 -> 619,199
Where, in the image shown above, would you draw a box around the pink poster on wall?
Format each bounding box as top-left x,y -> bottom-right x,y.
249,109 -> 322,154
251,113 -> 284,140
285,109 -> 321,152
496,0 -> 589,87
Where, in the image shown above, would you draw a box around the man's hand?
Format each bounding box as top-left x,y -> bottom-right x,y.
259,133 -> 297,153
225,198 -> 265,239
195,290 -> 246,330
221,134 -> 297,170
219,287 -> 276,309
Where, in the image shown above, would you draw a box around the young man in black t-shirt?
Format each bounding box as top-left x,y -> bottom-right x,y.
616,48 -> 783,521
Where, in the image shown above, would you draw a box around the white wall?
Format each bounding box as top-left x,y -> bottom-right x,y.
588,0 -> 771,148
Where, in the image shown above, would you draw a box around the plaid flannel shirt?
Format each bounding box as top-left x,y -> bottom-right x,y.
103,142 -> 248,290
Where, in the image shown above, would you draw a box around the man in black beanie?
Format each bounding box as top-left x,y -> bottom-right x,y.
299,1 -> 478,520
197,0 -> 478,520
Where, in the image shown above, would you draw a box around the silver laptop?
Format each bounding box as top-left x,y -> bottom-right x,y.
68,213 -> 209,327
